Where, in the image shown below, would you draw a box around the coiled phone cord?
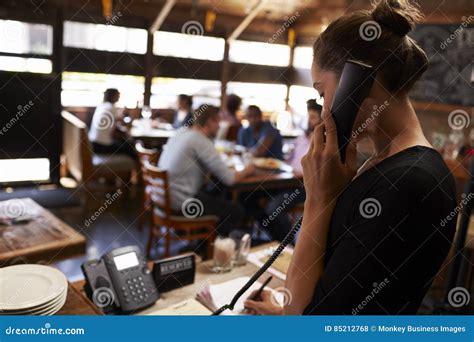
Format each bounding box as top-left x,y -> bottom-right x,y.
211,216 -> 303,315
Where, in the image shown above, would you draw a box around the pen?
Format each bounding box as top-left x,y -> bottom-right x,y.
249,276 -> 273,301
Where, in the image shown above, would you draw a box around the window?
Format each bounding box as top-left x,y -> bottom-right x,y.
0,56 -> 52,73
63,21 -> 147,54
293,46 -> 313,69
153,31 -> 224,61
289,85 -> 323,129
0,158 -> 49,183
61,72 -> 145,107
229,40 -> 290,66
227,82 -> 287,112
150,78 -> 221,108
0,20 -> 53,55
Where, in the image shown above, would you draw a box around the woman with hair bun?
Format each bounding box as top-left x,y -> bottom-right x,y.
244,0 -> 457,315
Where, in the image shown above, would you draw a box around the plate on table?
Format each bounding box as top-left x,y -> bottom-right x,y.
253,158 -> 292,172
0,264 -> 68,313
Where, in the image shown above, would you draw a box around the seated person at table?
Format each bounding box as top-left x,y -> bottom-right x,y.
158,105 -> 255,235
173,94 -> 193,128
238,105 -> 283,160
262,99 -> 322,241
89,88 -> 136,159
217,94 -> 242,141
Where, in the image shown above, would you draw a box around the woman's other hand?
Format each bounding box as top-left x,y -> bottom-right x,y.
244,290 -> 283,315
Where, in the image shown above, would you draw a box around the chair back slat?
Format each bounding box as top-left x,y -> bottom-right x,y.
144,161 -> 172,221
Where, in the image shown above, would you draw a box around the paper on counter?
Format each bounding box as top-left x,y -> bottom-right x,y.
247,246 -> 293,281
145,298 -> 211,316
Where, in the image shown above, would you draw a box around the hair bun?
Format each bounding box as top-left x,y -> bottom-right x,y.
371,0 -> 423,36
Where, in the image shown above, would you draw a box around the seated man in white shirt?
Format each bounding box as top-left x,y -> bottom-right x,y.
159,105 -> 255,235
89,88 -> 136,159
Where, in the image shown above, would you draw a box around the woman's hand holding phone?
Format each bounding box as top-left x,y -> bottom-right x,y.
301,109 -> 358,206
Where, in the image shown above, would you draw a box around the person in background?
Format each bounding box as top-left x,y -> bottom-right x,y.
220,94 -> 242,126
89,88 -> 136,158
158,105 -> 255,235
217,94 -> 242,141
173,94 -> 193,128
262,99 -> 322,241
238,105 -> 283,160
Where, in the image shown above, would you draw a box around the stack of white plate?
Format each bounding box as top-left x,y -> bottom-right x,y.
0,264 -> 68,315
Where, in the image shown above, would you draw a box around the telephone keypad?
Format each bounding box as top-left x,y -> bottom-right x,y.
121,275 -> 152,304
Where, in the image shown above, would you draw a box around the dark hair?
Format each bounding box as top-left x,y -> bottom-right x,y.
246,105 -> 262,116
193,104 -> 219,127
307,99 -> 322,113
313,0 -> 428,94
178,94 -> 193,108
226,94 -> 242,113
103,88 -> 120,102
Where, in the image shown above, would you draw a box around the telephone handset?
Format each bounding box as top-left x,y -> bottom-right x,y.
82,245 -> 159,314
212,60 -> 375,315
330,60 -> 374,162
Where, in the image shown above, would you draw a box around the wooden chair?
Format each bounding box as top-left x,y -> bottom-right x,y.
62,111 -> 135,184
144,162 -> 218,259
135,141 -> 160,230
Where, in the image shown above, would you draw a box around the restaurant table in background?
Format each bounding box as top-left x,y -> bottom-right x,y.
129,119 -> 176,147
0,198 -> 86,265
68,242 -> 284,315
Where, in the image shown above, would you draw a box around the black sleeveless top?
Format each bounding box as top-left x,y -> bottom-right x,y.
303,146 -> 457,315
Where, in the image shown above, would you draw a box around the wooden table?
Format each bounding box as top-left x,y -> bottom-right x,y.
130,127 -> 175,147
0,198 -> 86,266
57,283 -> 103,315
69,242 -> 284,315
230,168 -> 303,203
